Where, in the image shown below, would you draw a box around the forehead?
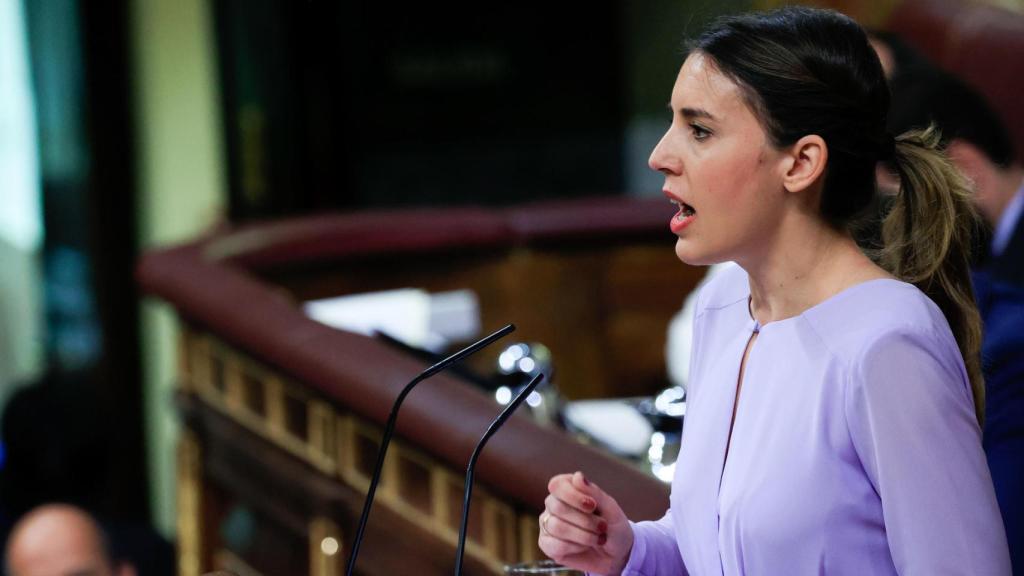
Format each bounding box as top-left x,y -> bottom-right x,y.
8,514 -> 109,576
672,53 -> 749,117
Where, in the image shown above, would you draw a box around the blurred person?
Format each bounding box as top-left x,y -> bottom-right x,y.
4,503 -> 135,576
0,373 -> 175,576
537,7 -> 1009,575
882,47 -> 1024,286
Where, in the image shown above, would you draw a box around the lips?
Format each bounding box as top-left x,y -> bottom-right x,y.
663,190 -> 696,234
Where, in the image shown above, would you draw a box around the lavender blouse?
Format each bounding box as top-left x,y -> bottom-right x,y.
620,266 -> 1010,575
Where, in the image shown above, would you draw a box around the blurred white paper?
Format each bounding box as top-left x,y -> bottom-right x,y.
564,399 -> 653,457
303,288 -> 479,351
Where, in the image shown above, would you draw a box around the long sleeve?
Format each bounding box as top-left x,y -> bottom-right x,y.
845,328 -> 1011,575
614,513 -> 688,576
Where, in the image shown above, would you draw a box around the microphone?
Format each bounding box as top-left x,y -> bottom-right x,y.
454,372 -> 545,576
345,323 -> 516,576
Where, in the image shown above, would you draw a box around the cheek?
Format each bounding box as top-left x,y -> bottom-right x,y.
698,149 -> 769,211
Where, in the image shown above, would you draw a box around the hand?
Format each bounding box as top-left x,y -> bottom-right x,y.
538,471 -> 633,575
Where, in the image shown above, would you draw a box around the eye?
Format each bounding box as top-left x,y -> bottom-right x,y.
690,123 -> 711,141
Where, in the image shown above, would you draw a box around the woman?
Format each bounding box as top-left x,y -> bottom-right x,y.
538,7 -> 1011,575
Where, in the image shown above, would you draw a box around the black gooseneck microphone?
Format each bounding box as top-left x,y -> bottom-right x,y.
454,372 -> 545,576
345,323 -> 516,576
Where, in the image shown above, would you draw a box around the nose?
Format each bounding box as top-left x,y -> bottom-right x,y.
648,128 -> 681,176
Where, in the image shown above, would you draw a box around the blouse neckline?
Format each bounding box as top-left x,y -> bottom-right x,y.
745,277 -> 905,333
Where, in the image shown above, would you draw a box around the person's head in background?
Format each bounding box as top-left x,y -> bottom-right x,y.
4,504 -> 135,576
879,40 -> 1023,231
867,31 -> 937,81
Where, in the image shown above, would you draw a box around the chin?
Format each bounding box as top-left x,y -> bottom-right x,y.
674,238 -> 718,267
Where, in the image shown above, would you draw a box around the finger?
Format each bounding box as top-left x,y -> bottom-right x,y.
571,471 -> 626,522
570,471 -> 600,514
549,474 -> 599,514
546,473 -> 574,494
557,549 -> 619,575
545,494 -> 608,535
543,512 -> 605,547
538,531 -> 589,560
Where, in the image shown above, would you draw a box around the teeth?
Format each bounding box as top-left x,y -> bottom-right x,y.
669,197 -> 695,219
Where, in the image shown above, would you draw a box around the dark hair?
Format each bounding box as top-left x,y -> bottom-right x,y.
691,7 -> 985,425
887,66 -> 1015,168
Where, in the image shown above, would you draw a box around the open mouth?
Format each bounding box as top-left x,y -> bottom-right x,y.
669,198 -> 696,220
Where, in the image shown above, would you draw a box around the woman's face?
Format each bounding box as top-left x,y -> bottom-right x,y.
649,53 -> 791,266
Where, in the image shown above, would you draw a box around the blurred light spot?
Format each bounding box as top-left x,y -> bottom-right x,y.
321,537 -> 340,556
652,462 -> 675,483
650,432 -> 665,447
526,391 -> 542,408
495,386 -> 512,405
518,357 -> 536,373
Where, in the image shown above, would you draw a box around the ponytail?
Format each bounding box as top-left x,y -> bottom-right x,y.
880,125 -> 985,426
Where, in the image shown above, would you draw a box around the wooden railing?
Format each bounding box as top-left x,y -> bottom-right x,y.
139,196 -> 699,576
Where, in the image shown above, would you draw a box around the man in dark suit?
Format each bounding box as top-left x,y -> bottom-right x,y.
973,271 -> 1024,574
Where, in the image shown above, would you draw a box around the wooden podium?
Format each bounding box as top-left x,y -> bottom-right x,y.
137,196 -> 705,576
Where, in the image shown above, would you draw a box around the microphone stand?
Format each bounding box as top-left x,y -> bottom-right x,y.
454,372 -> 545,576
344,323 -> 515,576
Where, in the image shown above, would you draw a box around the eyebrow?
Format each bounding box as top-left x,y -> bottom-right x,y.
680,106 -> 716,121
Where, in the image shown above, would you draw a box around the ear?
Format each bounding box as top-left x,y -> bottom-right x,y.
947,138 -> 1003,224
781,135 -> 827,194
946,139 -> 989,185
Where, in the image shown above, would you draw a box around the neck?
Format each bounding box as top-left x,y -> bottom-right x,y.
738,210 -> 888,326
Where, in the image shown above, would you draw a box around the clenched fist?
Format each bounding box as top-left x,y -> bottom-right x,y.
538,471 -> 633,575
